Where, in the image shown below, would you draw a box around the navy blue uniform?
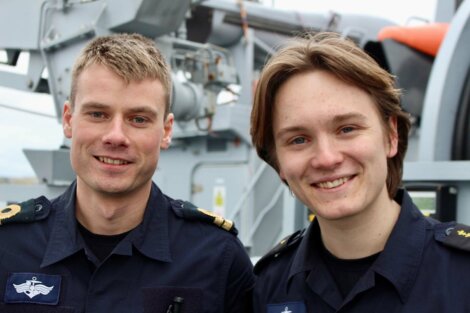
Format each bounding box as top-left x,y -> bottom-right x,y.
0,182 -> 254,313
253,189 -> 470,313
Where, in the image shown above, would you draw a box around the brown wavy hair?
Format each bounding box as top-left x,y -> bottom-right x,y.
250,32 -> 411,198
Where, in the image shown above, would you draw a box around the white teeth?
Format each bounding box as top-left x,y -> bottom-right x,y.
317,177 -> 350,189
98,157 -> 128,165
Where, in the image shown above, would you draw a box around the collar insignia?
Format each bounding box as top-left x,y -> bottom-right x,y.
4,273 -> 61,305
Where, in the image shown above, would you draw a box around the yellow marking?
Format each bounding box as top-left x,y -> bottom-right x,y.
198,208 -> 219,218
457,229 -> 470,238
220,219 -> 234,232
214,215 -> 225,227
215,191 -> 224,207
197,208 -> 233,231
0,204 -> 21,223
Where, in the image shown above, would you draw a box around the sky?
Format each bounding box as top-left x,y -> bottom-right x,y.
0,86 -> 62,178
0,0 -> 437,178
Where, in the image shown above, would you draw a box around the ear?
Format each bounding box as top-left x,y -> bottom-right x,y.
387,116 -> 398,158
161,113 -> 174,150
63,101 -> 73,139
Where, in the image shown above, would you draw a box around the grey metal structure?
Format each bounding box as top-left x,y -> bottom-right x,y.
0,0 -> 469,257
404,0 -> 470,222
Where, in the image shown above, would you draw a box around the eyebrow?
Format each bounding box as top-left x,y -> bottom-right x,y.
126,106 -> 159,117
275,126 -> 308,140
332,112 -> 368,124
79,102 -> 108,111
79,102 -> 159,117
274,112 -> 368,139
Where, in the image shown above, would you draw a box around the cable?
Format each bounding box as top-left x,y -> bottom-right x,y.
237,0 -> 249,39
0,103 -> 56,119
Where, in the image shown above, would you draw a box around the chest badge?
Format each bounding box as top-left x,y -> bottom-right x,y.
267,301 -> 306,313
4,273 -> 61,305
14,276 -> 54,298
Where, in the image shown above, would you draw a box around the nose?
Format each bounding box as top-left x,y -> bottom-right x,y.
310,136 -> 343,169
102,117 -> 130,147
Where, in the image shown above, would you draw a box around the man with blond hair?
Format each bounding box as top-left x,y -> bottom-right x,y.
0,33 -> 254,313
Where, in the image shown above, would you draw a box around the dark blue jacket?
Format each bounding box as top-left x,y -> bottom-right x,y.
0,182 -> 254,313
253,189 -> 470,313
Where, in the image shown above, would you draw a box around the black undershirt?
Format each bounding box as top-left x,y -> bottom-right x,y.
320,241 -> 380,299
77,222 -> 130,263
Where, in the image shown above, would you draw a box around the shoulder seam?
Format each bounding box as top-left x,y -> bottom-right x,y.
254,229 -> 305,274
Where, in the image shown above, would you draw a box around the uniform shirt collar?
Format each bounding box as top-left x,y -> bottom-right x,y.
41,181 -> 172,267
372,189 -> 428,303
41,181 -> 83,267
287,189 -> 428,304
288,219 -> 322,278
288,218 -> 344,307
117,182 -> 172,262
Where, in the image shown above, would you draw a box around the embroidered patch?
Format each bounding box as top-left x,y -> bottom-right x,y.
4,273 -> 61,305
267,301 -> 306,313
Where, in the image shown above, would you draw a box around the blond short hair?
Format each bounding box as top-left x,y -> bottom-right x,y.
70,33 -> 172,116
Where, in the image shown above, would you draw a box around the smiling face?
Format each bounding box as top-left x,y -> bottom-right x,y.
63,63 -> 173,198
273,70 -> 398,221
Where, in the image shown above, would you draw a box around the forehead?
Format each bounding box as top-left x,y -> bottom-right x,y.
74,63 -> 165,111
273,70 -> 383,127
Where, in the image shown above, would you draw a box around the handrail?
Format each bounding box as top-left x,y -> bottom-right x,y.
228,161 -> 268,221
245,183 -> 285,246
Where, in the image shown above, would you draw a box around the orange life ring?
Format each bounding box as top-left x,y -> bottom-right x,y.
378,23 -> 449,57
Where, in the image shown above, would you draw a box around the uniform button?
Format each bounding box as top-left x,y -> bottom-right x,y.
445,227 -> 454,236
35,204 -> 43,212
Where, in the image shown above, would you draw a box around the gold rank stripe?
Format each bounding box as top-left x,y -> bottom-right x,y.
457,229 -> 470,238
0,204 -> 21,225
197,208 -> 234,231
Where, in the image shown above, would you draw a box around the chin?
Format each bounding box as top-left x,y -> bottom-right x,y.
312,202 -> 363,221
94,181 -> 130,194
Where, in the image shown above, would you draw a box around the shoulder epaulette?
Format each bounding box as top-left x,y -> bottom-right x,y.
254,229 -> 305,274
170,200 -> 238,235
433,222 -> 470,252
0,196 -> 51,226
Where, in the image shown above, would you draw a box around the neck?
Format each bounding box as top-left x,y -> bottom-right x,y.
318,195 -> 400,260
75,181 -> 151,235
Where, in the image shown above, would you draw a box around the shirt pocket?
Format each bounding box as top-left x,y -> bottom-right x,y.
142,286 -> 203,313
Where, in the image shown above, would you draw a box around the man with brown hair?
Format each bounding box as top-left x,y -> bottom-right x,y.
0,33 -> 254,313
251,32 -> 470,312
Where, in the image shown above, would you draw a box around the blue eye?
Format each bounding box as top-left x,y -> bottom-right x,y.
292,137 -> 306,145
132,116 -> 147,124
89,112 -> 105,119
341,126 -> 354,134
